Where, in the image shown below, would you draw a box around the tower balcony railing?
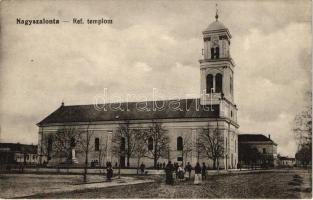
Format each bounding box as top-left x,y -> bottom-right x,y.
199,57 -> 235,65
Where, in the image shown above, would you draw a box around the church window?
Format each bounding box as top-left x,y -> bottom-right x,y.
206,74 -> 214,93
95,137 -> 100,151
177,136 -> 183,151
148,137 -> 153,150
70,137 -> 76,148
120,137 -> 125,151
215,73 -> 223,93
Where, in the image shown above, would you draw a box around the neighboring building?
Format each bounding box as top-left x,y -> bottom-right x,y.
277,156 -> 295,167
37,12 -> 239,169
238,134 -> 278,167
0,143 -> 38,165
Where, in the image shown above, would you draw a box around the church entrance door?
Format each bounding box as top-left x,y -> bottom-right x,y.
120,156 -> 125,168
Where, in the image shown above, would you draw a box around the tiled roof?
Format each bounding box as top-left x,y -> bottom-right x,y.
38,99 -> 220,126
238,134 -> 275,144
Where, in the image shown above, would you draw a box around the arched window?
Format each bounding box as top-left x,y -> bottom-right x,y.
210,48 -> 214,59
206,74 -> 214,93
215,73 -> 223,93
70,137 -> 76,148
95,138 -> 100,151
211,47 -> 220,59
120,137 -> 125,151
177,137 -> 183,151
148,137 -> 153,150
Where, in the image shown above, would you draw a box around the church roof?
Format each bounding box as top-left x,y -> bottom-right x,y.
238,134 -> 276,145
37,99 -> 220,126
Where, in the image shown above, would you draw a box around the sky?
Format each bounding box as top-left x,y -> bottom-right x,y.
0,0 -> 311,157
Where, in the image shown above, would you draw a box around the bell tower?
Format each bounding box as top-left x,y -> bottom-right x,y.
199,7 -> 237,122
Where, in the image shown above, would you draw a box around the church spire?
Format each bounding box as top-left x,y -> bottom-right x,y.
215,3 -> 219,21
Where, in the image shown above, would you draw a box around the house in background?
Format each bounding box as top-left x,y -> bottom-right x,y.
277,156 -> 295,167
0,143 -> 38,165
238,134 -> 278,168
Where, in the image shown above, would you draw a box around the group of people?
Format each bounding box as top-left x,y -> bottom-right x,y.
165,161 -> 207,185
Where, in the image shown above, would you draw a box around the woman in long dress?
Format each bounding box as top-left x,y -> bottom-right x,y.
194,162 -> 202,184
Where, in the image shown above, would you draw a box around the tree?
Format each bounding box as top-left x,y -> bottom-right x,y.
295,145 -> 311,166
76,122 -> 94,182
132,129 -> 149,174
198,123 -> 224,170
53,127 -> 80,163
293,91 -> 312,167
146,121 -> 170,169
97,136 -> 108,167
181,135 -> 193,166
112,121 -> 136,168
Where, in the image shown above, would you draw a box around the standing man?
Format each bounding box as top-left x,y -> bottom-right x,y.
106,162 -> 113,181
194,162 -> 202,185
165,161 -> 174,185
201,162 -> 207,180
184,162 -> 192,180
140,162 -> 145,175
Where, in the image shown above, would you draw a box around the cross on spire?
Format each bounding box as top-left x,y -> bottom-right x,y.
215,3 -> 219,21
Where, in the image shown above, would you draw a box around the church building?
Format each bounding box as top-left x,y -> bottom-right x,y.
37,13 -> 239,169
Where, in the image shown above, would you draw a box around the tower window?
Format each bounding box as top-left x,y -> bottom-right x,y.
148,137 -> 153,150
206,74 -> 214,93
210,48 -> 214,59
95,137 -> 100,151
215,47 -> 220,59
210,47 -> 220,59
177,136 -> 183,151
215,73 -> 223,93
